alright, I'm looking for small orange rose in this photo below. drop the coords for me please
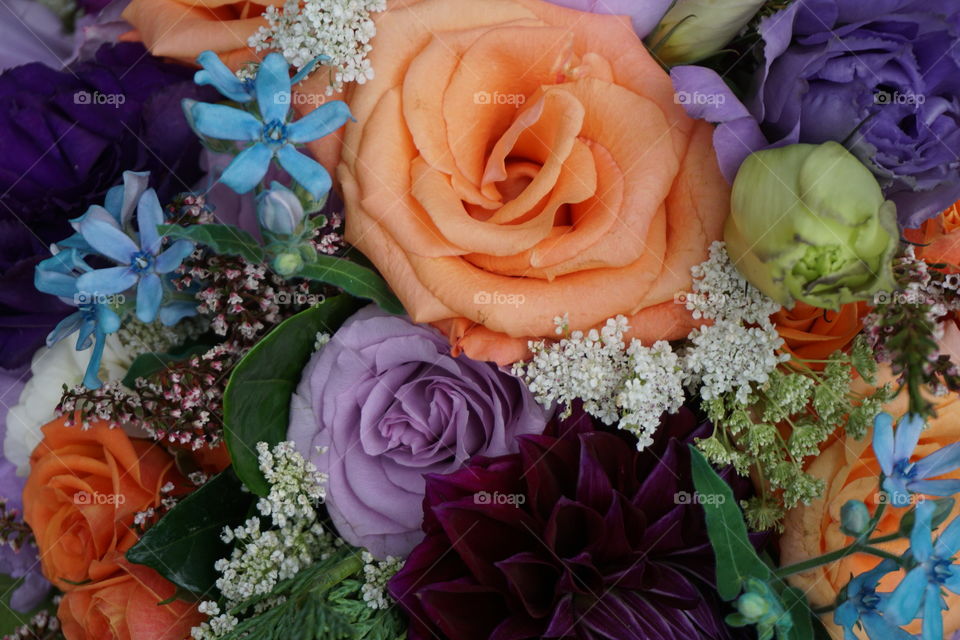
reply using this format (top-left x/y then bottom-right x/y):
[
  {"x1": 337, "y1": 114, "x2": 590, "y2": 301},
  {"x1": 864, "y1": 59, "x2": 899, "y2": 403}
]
[
  {"x1": 773, "y1": 302, "x2": 868, "y2": 369},
  {"x1": 23, "y1": 418, "x2": 186, "y2": 591},
  {"x1": 330, "y1": 0, "x2": 729, "y2": 364},
  {"x1": 58, "y1": 555, "x2": 202, "y2": 640}
]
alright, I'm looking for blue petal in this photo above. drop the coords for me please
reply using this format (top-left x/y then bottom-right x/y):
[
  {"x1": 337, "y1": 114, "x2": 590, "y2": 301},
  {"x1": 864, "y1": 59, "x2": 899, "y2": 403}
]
[
  {"x1": 155, "y1": 240, "x2": 195, "y2": 274},
  {"x1": 276, "y1": 144, "x2": 331, "y2": 199},
  {"x1": 881, "y1": 477, "x2": 913, "y2": 508},
  {"x1": 191, "y1": 103, "x2": 262, "y2": 141},
  {"x1": 117, "y1": 171, "x2": 151, "y2": 228},
  {"x1": 71, "y1": 203, "x2": 119, "y2": 233},
  {"x1": 915, "y1": 443, "x2": 960, "y2": 480},
  {"x1": 884, "y1": 566, "x2": 928, "y2": 624},
  {"x1": 56, "y1": 233, "x2": 95, "y2": 253},
  {"x1": 861, "y1": 613, "x2": 915, "y2": 640},
  {"x1": 45, "y1": 312, "x2": 83, "y2": 346},
  {"x1": 873, "y1": 412, "x2": 896, "y2": 475},
  {"x1": 103, "y1": 184, "x2": 124, "y2": 222},
  {"x1": 834, "y1": 601, "x2": 858, "y2": 628},
  {"x1": 95, "y1": 305, "x2": 121, "y2": 334},
  {"x1": 195, "y1": 50, "x2": 254, "y2": 102},
  {"x1": 219, "y1": 143, "x2": 273, "y2": 194},
  {"x1": 81, "y1": 335, "x2": 106, "y2": 389},
  {"x1": 286, "y1": 100, "x2": 352, "y2": 143},
  {"x1": 74, "y1": 216, "x2": 139, "y2": 265},
  {"x1": 76, "y1": 267, "x2": 139, "y2": 296},
  {"x1": 75, "y1": 317, "x2": 94, "y2": 350},
  {"x1": 256, "y1": 52, "x2": 291, "y2": 124},
  {"x1": 921, "y1": 585, "x2": 944, "y2": 640},
  {"x1": 943, "y1": 565, "x2": 960, "y2": 594},
  {"x1": 159, "y1": 301, "x2": 198, "y2": 326},
  {"x1": 910, "y1": 478, "x2": 960, "y2": 497},
  {"x1": 136, "y1": 273, "x2": 163, "y2": 323},
  {"x1": 894, "y1": 413, "x2": 925, "y2": 463},
  {"x1": 136, "y1": 188, "x2": 165, "y2": 255},
  {"x1": 911, "y1": 500, "x2": 935, "y2": 562},
  {"x1": 290, "y1": 55, "x2": 328, "y2": 85},
  {"x1": 35, "y1": 263, "x2": 79, "y2": 298},
  {"x1": 934, "y1": 514, "x2": 960, "y2": 559}
]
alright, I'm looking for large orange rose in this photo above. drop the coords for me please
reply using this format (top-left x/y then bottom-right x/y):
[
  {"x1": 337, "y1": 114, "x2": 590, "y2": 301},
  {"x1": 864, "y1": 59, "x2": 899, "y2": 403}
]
[
  {"x1": 779, "y1": 382, "x2": 960, "y2": 638},
  {"x1": 23, "y1": 418, "x2": 186, "y2": 591},
  {"x1": 774, "y1": 302, "x2": 868, "y2": 369},
  {"x1": 330, "y1": 0, "x2": 729, "y2": 364},
  {"x1": 58, "y1": 555, "x2": 202, "y2": 640},
  {"x1": 121, "y1": 0, "x2": 280, "y2": 68}
]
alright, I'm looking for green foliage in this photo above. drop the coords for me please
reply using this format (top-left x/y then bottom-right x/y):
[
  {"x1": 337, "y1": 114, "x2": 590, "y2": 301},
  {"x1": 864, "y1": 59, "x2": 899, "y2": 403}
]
[
  {"x1": 158, "y1": 223, "x2": 265, "y2": 263},
  {"x1": 127, "y1": 469, "x2": 254, "y2": 597},
  {"x1": 223, "y1": 296, "x2": 362, "y2": 495},
  {"x1": 299, "y1": 258, "x2": 403, "y2": 315}
]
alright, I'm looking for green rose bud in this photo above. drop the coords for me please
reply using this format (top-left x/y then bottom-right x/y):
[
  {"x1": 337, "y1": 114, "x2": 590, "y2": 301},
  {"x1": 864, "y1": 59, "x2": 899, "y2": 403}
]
[
  {"x1": 647, "y1": 0, "x2": 765, "y2": 65},
  {"x1": 725, "y1": 142, "x2": 898, "y2": 310},
  {"x1": 840, "y1": 499, "x2": 871, "y2": 536},
  {"x1": 272, "y1": 251, "x2": 304, "y2": 276}
]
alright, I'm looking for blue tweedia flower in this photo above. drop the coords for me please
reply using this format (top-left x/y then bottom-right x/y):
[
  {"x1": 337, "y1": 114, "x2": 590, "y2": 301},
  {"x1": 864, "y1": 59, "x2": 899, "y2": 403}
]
[
  {"x1": 835, "y1": 561, "x2": 912, "y2": 640},
  {"x1": 34, "y1": 249, "x2": 121, "y2": 389},
  {"x1": 873, "y1": 412, "x2": 960, "y2": 507},
  {"x1": 186, "y1": 51, "x2": 352, "y2": 199},
  {"x1": 884, "y1": 501, "x2": 960, "y2": 640},
  {"x1": 194, "y1": 51, "x2": 322, "y2": 103},
  {"x1": 70, "y1": 174, "x2": 195, "y2": 324}
]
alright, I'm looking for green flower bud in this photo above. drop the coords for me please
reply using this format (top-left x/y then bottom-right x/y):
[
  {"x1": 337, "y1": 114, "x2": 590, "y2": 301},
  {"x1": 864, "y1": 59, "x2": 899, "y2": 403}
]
[
  {"x1": 272, "y1": 251, "x2": 304, "y2": 276},
  {"x1": 840, "y1": 499, "x2": 871, "y2": 536},
  {"x1": 736, "y1": 591, "x2": 770, "y2": 621},
  {"x1": 725, "y1": 142, "x2": 898, "y2": 310},
  {"x1": 647, "y1": 0, "x2": 765, "y2": 65}
]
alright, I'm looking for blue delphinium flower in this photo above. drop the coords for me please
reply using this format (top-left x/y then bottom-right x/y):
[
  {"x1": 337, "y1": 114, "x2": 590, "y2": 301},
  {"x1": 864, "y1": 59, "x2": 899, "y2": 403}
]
[
  {"x1": 34, "y1": 249, "x2": 121, "y2": 389},
  {"x1": 873, "y1": 413, "x2": 960, "y2": 506},
  {"x1": 186, "y1": 52, "x2": 352, "y2": 199},
  {"x1": 884, "y1": 501, "x2": 960, "y2": 640},
  {"x1": 835, "y1": 561, "x2": 912, "y2": 640},
  {"x1": 71, "y1": 181, "x2": 194, "y2": 324}
]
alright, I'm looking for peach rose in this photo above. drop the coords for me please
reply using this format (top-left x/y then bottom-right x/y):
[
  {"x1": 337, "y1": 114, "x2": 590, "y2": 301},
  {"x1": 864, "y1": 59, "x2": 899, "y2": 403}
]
[
  {"x1": 58, "y1": 555, "x2": 202, "y2": 640},
  {"x1": 23, "y1": 418, "x2": 186, "y2": 591},
  {"x1": 330, "y1": 0, "x2": 729, "y2": 364},
  {"x1": 774, "y1": 302, "x2": 868, "y2": 369},
  {"x1": 121, "y1": 0, "x2": 280, "y2": 68},
  {"x1": 779, "y1": 382, "x2": 960, "y2": 638}
]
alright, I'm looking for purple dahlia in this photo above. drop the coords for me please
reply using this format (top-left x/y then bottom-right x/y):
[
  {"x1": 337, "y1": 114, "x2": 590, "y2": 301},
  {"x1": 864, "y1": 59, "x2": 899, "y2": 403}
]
[
  {"x1": 388, "y1": 408, "x2": 753, "y2": 640},
  {"x1": 0, "y1": 42, "x2": 212, "y2": 368}
]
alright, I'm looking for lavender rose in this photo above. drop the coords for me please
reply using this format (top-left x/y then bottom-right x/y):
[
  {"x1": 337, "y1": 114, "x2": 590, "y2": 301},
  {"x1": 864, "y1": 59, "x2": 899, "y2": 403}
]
[{"x1": 288, "y1": 306, "x2": 549, "y2": 558}]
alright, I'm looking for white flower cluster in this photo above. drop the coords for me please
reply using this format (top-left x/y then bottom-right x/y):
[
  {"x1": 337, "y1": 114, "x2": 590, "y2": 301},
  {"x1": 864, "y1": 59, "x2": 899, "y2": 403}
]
[
  {"x1": 514, "y1": 316, "x2": 685, "y2": 449},
  {"x1": 249, "y1": 0, "x2": 386, "y2": 94},
  {"x1": 681, "y1": 242, "x2": 788, "y2": 404},
  {"x1": 359, "y1": 551, "x2": 402, "y2": 610},
  {"x1": 191, "y1": 442, "x2": 333, "y2": 640}
]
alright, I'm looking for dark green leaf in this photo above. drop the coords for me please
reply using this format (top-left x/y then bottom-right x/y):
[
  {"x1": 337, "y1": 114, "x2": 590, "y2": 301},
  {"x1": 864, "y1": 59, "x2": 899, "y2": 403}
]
[
  {"x1": 898, "y1": 497, "x2": 955, "y2": 536},
  {"x1": 158, "y1": 223, "x2": 264, "y2": 263},
  {"x1": 223, "y1": 296, "x2": 362, "y2": 495},
  {"x1": 122, "y1": 343, "x2": 214, "y2": 388},
  {"x1": 689, "y1": 445, "x2": 771, "y2": 600},
  {"x1": 126, "y1": 469, "x2": 253, "y2": 596},
  {"x1": 782, "y1": 586, "x2": 814, "y2": 640},
  {"x1": 300, "y1": 257, "x2": 403, "y2": 314}
]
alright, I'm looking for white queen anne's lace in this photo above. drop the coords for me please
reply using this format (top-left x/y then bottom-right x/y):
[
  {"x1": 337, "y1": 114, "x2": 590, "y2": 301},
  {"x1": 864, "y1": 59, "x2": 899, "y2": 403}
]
[{"x1": 249, "y1": 0, "x2": 387, "y2": 94}]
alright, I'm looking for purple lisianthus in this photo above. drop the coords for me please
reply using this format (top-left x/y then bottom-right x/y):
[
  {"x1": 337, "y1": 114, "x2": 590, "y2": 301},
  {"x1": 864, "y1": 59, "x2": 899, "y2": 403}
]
[
  {"x1": 543, "y1": 0, "x2": 672, "y2": 38},
  {"x1": 673, "y1": 0, "x2": 960, "y2": 226},
  {"x1": 0, "y1": 42, "x2": 213, "y2": 369},
  {"x1": 288, "y1": 306, "x2": 549, "y2": 559},
  {"x1": 389, "y1": 407, "x2": 754, "y2": 640}
]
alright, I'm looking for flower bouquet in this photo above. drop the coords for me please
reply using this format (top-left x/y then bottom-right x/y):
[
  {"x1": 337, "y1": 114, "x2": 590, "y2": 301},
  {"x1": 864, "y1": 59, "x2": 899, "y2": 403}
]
[{"x1": 1, "y1": 1, "x2": 959, "y2": 639}]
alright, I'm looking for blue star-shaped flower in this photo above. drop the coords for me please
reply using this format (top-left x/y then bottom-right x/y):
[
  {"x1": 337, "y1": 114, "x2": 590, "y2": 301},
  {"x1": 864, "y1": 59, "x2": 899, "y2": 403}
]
[
  {"x1": 873, "y1": 412, "x2": 960, "y2": 506},
  {"x1": 835, "y1": 560, "x2": 912, "y2": 640}
]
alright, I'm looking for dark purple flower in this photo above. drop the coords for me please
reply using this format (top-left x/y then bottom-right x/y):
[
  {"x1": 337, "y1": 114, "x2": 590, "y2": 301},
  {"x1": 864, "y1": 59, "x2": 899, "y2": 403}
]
[
  {"x1": 389, "y1": 408, "x2": 754, "y2": 640},
  {"x1": 288, "y1": 306, "x2": 549, "y2": 559},
  {"x1": 0, "y1": 42, "x2": 213, "y2": 369},
  {"x1": 673, "y1": 0, "x2": 960, "y2": 227}
]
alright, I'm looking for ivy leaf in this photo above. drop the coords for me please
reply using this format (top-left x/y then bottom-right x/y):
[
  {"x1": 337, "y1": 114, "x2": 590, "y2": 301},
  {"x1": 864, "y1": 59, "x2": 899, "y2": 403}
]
[
  {"x1": 223, "y1": 296, "x2": 362, "y2": 495},
  {"x1": 689, "y1": 445, "x2": 771, "y2": 600},
  {"x1": 158, "y1": 223, "x2": 264, "y2": 263},
  {"x1": 126, "y1": 469, "x2": 253, "y2": 596},
  {"x1": 300, "y1": 257, "x2": 403, "y2": 315}
]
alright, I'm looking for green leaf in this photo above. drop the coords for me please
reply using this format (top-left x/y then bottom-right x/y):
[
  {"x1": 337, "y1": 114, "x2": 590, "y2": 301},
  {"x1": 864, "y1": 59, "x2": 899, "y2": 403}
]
[
  {"x1": 223, "y1": 296, "x2": 362, "y2": 495},
  {"x1": 782, "y1": 586, "x2": 814, "y2": 640},
  {"x1": 689, "y1": 445, "x2": 771, "y2": 600},
  {"x1": 122, "y1": 342, "x2": 214, "y2": 388},
  {"x1": 898, "y1": 497, "x2": 955, "y2": 536},
  {"x1": 158, "y1": 223, "x2": 265, "y2": 263},
  {"x1": 300, "y1": 257, "x2": 403, "y2": 315},
  {"x1": 126, "y1": 469, "x2": 253, "y2": 596}
]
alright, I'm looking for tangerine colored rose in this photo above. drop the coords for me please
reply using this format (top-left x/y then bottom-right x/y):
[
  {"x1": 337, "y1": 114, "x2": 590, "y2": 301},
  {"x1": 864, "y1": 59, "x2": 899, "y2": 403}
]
[
  {"x1": 121, "y1": 0, "x2": 280, "y2": 68},
  {"x1": 773, "y1": 302, "x2": 867, "y2": 369},
  {"x1": 58, "y1": 555, "x2": 202, "y2": 640},
  {"x1": 779, "y1": 380, "x2": 960, "y2": 638},
  {"x1": 23, "y1": 418, "x2": 187, "y2": 591},
  {"x1": 330, "y1": 0, "x2": 729, "y2": 364}
]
